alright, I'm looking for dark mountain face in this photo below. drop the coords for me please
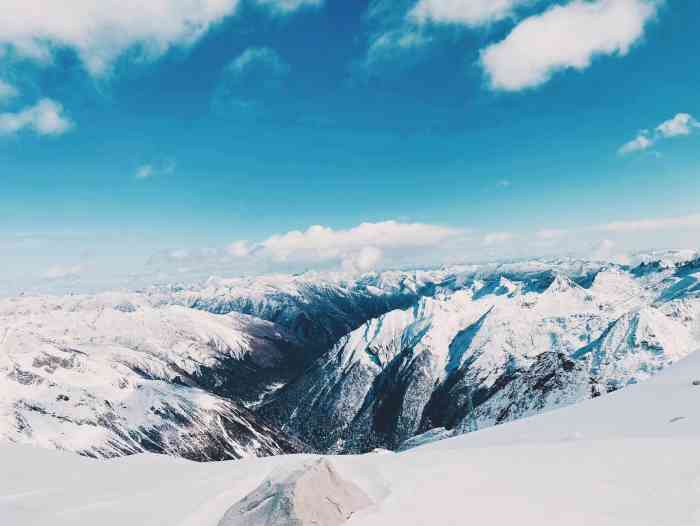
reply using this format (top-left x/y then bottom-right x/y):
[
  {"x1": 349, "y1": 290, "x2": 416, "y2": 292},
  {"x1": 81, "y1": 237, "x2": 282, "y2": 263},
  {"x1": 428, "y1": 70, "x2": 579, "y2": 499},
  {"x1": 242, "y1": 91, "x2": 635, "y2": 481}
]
[{"x1": 254, "y1": 260, "x2": 698, "y2": 454}]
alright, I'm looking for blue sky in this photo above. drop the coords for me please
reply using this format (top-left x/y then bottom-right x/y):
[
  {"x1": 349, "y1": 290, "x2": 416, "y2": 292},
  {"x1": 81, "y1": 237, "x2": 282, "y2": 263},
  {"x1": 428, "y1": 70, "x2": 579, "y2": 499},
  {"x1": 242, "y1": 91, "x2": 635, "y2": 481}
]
[{"x1": 0, "y1": 0, "x2": 699, "y2": 292}]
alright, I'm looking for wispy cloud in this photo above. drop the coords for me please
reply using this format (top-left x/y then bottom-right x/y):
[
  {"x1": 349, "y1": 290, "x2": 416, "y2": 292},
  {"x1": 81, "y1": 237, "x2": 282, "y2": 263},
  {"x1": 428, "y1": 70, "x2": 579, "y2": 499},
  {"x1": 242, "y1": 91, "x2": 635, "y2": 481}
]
[
  {"x1": 135, "y1": 159, "x2": 176, "y2": 179},
  {"x1": 483, "y1": 231, "x2": 514, "y2": 246},
  {"x1": 226, "y1": 47, "x2": 290, "y2": 79},
  {"x1": 410, "y1": 0, "x2": 531, "y2": 26},
  {"x1": 618, "y1": 131, "x2": 655, "y2": 155},
  {"x1": 0, "y1": 80, "x2": 18, "y2": 102},
  {"x1": 481, "y1": 0, "x2": 659, "y2": 91},
  {"x1": 42, "y1": 264, "x2": 84, "y2": 280},
  {"x1": 619, "y1": 113, "x2": 700, "y2": 155},
  {"x1": 255, "y1": 0, "x2": 323, "y2": 14},
  {"x1": 597, "y1": 213, "x2": 700, "y2": 233},
  {"x1": 0, "y1": 98, "x2": 72, "y2": 136},
  {"x1": 214, "y1": 46, "x2": 290, "y2": 112},
  {"x1": 536, "y1": 228, "x2": 567, "y2": 240}
]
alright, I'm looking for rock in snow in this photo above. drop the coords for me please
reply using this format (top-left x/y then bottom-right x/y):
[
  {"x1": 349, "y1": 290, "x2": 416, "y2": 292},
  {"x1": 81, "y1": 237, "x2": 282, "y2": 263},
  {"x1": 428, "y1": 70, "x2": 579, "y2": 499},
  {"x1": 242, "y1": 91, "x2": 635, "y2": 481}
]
[{"x1": 218, "y1": 458, "x2": 373, "y2": 526}]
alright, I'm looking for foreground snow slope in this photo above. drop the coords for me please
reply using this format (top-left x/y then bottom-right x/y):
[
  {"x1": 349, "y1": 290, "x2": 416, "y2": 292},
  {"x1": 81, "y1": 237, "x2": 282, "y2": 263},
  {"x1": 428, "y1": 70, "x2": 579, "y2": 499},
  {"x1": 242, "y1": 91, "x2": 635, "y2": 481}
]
[{"x1": 2, "y1": 349, "x2": 700, "y2": 526}]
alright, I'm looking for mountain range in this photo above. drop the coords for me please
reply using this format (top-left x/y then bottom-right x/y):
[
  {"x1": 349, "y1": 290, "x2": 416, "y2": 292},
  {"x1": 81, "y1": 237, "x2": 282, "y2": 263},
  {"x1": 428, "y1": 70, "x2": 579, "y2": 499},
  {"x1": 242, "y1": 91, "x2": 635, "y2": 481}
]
[{"x1": 1, "y1": 249, "x2": 698, "y2": 459}]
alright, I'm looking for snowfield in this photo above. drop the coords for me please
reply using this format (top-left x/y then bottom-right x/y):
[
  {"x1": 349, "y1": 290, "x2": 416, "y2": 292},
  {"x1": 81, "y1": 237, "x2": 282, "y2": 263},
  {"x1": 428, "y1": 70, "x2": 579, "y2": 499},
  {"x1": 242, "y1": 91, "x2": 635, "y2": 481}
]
[{"x1": 2, "y1": 348, "x2": 700, "y2": 525}]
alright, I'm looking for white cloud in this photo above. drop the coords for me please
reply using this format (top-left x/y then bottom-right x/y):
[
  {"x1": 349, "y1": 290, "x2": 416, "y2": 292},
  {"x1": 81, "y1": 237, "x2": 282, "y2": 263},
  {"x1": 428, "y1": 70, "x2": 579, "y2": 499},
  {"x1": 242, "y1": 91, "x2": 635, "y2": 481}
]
[
  {"x1": 483, "y1": 231, "x2": 514, "y2": 246},
  {"x1": 597, "y1": 213, "x2": 700, "y2": 233},
  {"x1": 149, "y1": 220, "x2": 465, "y2": 276},
  {"x1": 589, "y1": 239, "x2": 630, "y2": 264},
  {"x1": 364, "y1": 28, "x2": 431, "y2": 67},
  {"x1": 0, "y1": 0, "x2": 317, "y2": 76},
  {"x1": 0, "y1": 98, "x2": 72, "y2": 136},
  {"x1": 135, "y1": 159, "x2": 176, "y2": 179},
  {"x1": 0, "y1": 80, "x2": 18, "y2": 102},
  {"x1": 656, "y1": 113, "x2": 700, "y2": 138},
  {"x1": 256, "y1": 0, "x2": 322, "y2": 13},
  {"x1": 410, "y1": 0, "x2": 531, "y2": 26},
  {"x1": 226, "y1": 47, "x2": 290, "y2": 78},
  {"x1": 226, "y1": 240, "x2": 252, "y2": 258},
  {"x1": 619, "y1": 113, "x2": 699, "y2": 155},
  {"x1": 618, "y1": 131, "x2": 654, "y2": 155},
  {"x1": 256, "y1": 221, "x2": 461, "y2": 265},
  {"x1": 481, "y1": 0, "x2": 659, "y2": 91},
  {"x1": 342, "y1": 246, "x2": 383, "y2": 273}
]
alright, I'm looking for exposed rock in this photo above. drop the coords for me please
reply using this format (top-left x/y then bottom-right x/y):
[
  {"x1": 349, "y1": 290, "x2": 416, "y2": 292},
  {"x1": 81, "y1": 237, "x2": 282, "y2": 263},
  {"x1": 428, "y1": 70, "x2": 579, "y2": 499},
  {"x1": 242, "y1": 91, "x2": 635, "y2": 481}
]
[{"x1": 218, "y1": 458, "x2": 372, "y2": 526}]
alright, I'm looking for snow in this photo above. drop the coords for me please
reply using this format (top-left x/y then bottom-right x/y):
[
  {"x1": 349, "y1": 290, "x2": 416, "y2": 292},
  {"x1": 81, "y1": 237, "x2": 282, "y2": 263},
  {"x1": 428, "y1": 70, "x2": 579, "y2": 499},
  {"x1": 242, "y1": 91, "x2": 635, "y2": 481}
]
[
  {"x1": 0, "y1": 293, "x2": 300, "y2": 458},
  {"x1": 2, "y1": 349, "x2": 700, "y2": 525}
]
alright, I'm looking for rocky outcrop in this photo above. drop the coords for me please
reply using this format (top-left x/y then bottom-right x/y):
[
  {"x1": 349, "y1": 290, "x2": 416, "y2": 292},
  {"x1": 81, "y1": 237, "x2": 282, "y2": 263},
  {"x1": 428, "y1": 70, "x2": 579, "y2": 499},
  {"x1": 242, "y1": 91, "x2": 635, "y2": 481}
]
[{"x1": 218, "y1": 458, "x2": 373, "y2": 526}]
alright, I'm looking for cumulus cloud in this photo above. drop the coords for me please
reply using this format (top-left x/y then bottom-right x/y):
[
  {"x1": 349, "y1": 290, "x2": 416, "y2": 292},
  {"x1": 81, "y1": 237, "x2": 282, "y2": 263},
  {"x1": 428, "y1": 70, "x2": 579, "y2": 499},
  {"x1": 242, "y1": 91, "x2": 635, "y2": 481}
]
[
  {"x1": 619, "y1": 113, "x2": 699, "y2": 155},
  {"x1": 226, "y1": 240, "x2": 252, "y2": 258},
  {"x1": 152, "y1": 220, "x2": 464, "y2": 275},
  {"x1": 255, "y1": 221, "x2": 461, "y2": 265},
  {"x1": 410, "y1": 0, "x2": 531, "y2": 26},
  {"x1": 656, "y1": 113, "x2": 700, "y2": 138},
  {"x1": 341, "y1": 246, "x2": 383, "y2": 273},
  {"x1": 0, "y1": 0, "x2": 317, "y2": 75},
  {"x1": 0, "y1": 98, "x2": 72, "y2": 136},
  {"x1": 481, "y1": 0, "x2": 659, "y2": 91}
]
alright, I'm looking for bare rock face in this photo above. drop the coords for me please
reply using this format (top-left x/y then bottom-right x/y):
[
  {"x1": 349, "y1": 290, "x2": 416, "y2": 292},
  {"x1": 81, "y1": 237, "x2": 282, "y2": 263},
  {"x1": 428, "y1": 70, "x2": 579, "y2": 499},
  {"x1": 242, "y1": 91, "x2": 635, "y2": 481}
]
[{"x1": 218, "y1": 458, "x2": 373, "y2": 526}]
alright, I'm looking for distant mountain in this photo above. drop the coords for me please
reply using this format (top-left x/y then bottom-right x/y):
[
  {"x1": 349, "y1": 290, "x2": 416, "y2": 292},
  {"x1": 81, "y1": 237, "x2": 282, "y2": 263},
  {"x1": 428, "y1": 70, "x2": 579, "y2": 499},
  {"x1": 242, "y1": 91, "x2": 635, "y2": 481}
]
[
  {"x1": 1, "y1": 250, "x2": 698, "y2": 459},
  {"x1": 258, "y1": 256, "x2": 699, "y2": 452},
  {"x1": 0, "y1": 293, "x2": 306, "y2": 460},
  {"x1": 167, "y1": 270, "x2": 455, "y2": 359}
]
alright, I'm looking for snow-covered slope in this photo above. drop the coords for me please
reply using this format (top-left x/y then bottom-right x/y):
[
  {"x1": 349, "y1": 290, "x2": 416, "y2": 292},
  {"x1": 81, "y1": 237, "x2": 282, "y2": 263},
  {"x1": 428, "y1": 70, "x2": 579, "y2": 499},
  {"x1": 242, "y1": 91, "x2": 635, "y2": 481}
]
[
  {"x1": 0, "y1": 293, "x2": 305, "y2": 459},
  {"x1": 261, "y1": 261, "x2": 698, "y2": 452},
  {"x1": 1, "y1": 252, "x2": 698, "y2": 460},
  {"x1": 2, "y1": 348, "x2": 700, "y2": 526}
]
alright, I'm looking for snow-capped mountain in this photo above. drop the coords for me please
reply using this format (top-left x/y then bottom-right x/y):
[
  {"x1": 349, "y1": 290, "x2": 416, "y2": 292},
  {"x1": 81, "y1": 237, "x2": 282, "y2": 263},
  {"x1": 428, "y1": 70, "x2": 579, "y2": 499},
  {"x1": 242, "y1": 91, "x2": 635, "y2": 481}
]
[
  {"x1": 260, "y1": 255, "x2": 700, "y2": 452},
  {"x1": 0, "y1": 293, "x2": 306, "y2": 459},
  {"x1": 1, "y1": 251, "x2": 698, "y2": 460},
  {"x1": 167, "y1": 270, "x2": 455, "y2": 358}
]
